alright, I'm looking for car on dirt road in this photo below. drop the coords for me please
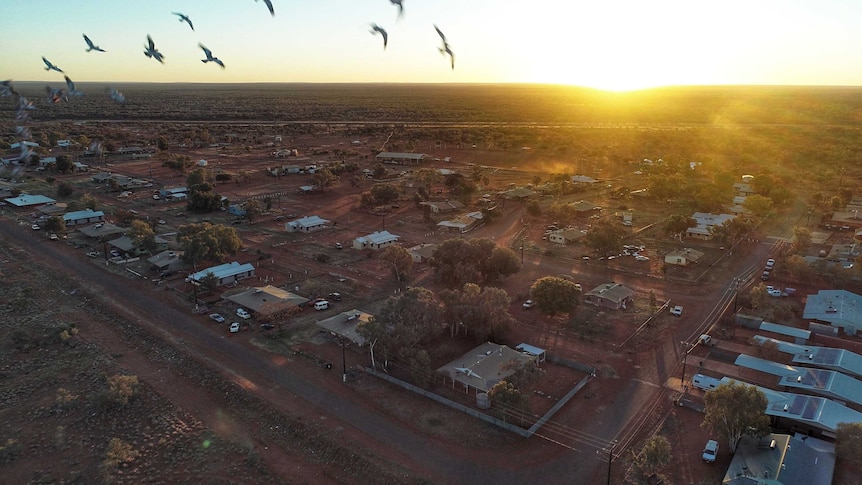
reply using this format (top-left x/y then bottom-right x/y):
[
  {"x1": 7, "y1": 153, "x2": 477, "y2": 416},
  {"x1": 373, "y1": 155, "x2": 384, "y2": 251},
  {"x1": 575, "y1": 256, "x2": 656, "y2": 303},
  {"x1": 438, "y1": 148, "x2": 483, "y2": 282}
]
[
  {"x1": 328, "y1": 292, "x2": 342, "y2": 301},
  {"x1": 702, "y1": 439, "x2": 719, "y2": 463},
  {"x1": 522, "y1": 299, "x2": 535, "y2": 309},
  {"x1": 229, "y1": 322, "x2": 241, "y2": 333},
  {"x1": 209, "y1": 313, "x2": 226, "y2": 323},
  {"x1": 236, "y1": 308, "x2": 251, "y2": 319},
  {"x1": 31, "y1": 223, "x2": 40, "y2": 230},
  {"x1": 670, "y1": 306, "x2": 683, "y2": 317}
]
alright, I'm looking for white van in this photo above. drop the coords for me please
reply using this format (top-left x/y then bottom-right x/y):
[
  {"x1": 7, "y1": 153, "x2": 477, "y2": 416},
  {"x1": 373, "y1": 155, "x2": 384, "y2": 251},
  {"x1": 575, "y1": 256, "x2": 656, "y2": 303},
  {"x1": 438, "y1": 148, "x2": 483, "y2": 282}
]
[
  {"x1": 692, "y1": 373, "x2": 721, "y2": 392},
  {"x1": 313, "y1": 300, "x2": 330, "y2": 311}
]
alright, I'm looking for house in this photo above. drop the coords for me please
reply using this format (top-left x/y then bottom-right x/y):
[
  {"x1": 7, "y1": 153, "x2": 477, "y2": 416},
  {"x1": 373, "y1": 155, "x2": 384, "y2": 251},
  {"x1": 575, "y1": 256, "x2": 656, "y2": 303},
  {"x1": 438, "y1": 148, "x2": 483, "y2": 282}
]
[
  {"x1": 422, "y1": 200, "x2": 465, "y2": 214},
  {"x1": 408, "y1": 243, "x2": 437, "y2": 263},
  {"x1": 63, "y1": 209, "x2": 105, "y2": 226},
  {"x1": 549, "y1": 228, "x2": 587, "y2": 245},
  {"x1": 224, "y1": 285, "x2": 308, "y2": 316},
  {"x1": 722, "y1": 433, "x2": 835, "y2": 485},
  {"x1": 159, "y1": 187, "x2": 189, "y2": 200},
  {"x1": 570, "y1": 200, "x2": 602, "y2": 214},
  {"x1": 375, "y1": 152, "x2": 427, "y2": 165},
  {"x1": 686, "y1": 212, "x2": 735, "y2": 240},
  {"x1": 437, "y1": 342, "x2": 537, "y2": 394},
  {"x1": 825, "y1": 243, "x2": 860, "y2": 264},
  {"x1": 4, "y1": 194, "x2": 56, "y2": 207},
  {"x1": 228, "y1": 205, "x2": 246, "y2": 217},
  {"x1": 78, "y1": 223, "x2": 125, "y2": 239},
  {"x1": 584, "y1": 283, "x2": 635, "y2": 310},
  {"x1": 571, "y1": 175, "x2": 598, "y2": 184},
  {"x1": 436, "y1": 211, "x2": 484, "y2": 233},
  {"x1": 108, "y1": 235, "x2": 168, "y2": 257},
  {"x1": 316, "y1": 309, "x2": 375, "y2": 346},
  {"x1": 147, "y1": 250, "x2": 185, "y2": 272},
  {"x1": 353, "y1": 231, "x2": 400, "y2": 250},
  {"x1": 732, "y1": 182, "x2": 756, "y2": 196},
  {"x1": 500, "y1": 187, "x2": 536, "y2": 200},
  {"x1": 285, "y1": 215, "x2": 330, "y2": 233},
  {"x1": 664, "y1": 248, "x2": 704, "y2": 266},
  {"x1": 803, "y1": 290, "x2": 862, "y2": 336},
  {"x1": 72, "y1": 161, "x2": 89, "y2": 172},
  {"x1": 829, "y1": 210, "x2": 862, "y2": 230},
  {"x1": 187, "y1": 262, "x2": 255, "y2": 286},
  {"x1": 36, "y1": 202, "x2": 66, "y2": 217}
]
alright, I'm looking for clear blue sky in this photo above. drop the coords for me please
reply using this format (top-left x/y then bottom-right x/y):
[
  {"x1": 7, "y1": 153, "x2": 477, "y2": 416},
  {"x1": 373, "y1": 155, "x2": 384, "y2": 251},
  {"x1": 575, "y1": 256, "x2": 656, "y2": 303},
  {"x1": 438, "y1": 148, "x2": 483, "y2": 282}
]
[{"x1": 3, "y1": 0, "x2": 862, "y2": 90}]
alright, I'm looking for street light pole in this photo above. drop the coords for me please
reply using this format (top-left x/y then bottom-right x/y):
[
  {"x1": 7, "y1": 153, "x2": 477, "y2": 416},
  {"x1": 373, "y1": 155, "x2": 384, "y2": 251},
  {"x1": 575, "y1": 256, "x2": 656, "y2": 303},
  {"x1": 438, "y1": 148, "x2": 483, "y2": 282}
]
[
  {"x1": 341, "y1": 339, "x2": 347, "y2": 383},
  {"x1": 520, "y1": 245, "x2": 524, "y2": 264}
]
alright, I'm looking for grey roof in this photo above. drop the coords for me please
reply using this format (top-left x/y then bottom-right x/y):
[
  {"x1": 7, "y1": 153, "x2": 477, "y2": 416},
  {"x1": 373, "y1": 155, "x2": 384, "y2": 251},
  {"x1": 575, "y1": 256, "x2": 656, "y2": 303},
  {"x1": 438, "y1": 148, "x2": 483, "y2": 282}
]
[
  {"x1": 63, "y1": 209, "x2": 105, "y2": 222},
  {"x1": 571, "y1": 175, "x2": 597, "y2": 183},
  {"x1": 584, "y1": 283, "x2": 635, "y2": 304},
  {"x1": 147, "y1": 250, "x2": 184, "y2": 268},
  {"x1": 734, "y1": 354, "x2": 800, "y2": 377},
  {"x1": 287, "y1": 215, "x2": 329, "y2": 228},
  {"x1": 803, "y1": 290, "x2": 862, "y2": 331},
  {"x1": 408, "y1": 243, "x2": 437, "y2": 260},
  {"x1": 77, "y1": 223, "x2": 126, "y2": 238},
  {"x1": 188, "y1": 261, "x2": 255, "y2": 283},
  {"x1": 752, "y1": 336, "x2": 815, "y2": 355},
  {"x1": 375, "y1": 152, "x2": 426, "y2": 161},
  {"x1": 792, "y1": 347, "x2": 862, "y2": 380},
  {"x1": 721, "y1": 377, "x2": 862, "y2": 433},
  {"x1": 759, "y1": 322, "x2": 811, "y2": 340},
  {"x1": 779, "y1": 367, "x2": 862, "y2": 408},
  {"x1": 722, "y1": 434, "x2": 835, "y2": 485},
  {"x1": 437, "y1": 342, "x2": 536, "y2": 392},
  {"x1": 224, "y1": 285, "x2": 308, "y2": 315},
  {"x1": 316, "y1": 309, "x2": 374, "y2": 346},
  {"x1": 357, "y1": 230, "x2": 399, "y2": 245}
]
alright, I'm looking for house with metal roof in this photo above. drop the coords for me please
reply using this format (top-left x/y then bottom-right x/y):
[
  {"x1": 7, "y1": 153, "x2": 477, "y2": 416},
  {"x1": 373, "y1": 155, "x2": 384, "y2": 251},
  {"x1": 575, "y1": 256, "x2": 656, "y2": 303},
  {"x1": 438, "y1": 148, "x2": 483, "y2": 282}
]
[
  {"x1": 224, "y1": 285, "x2": 308, "y2": 316},
  {"x1": 422, "y1": 200, "x2": 464, "y2": 214},
  {"x1": 375, "y1": 152, "x2": 427, "y2": 165},
  {"x1": 437, "y1": 211, "x2": 483, "y2": 233},
  {"x1": 316, "y1": 309, "x2": 374, "y2": 346},
  {"x1": 147, "y1": 250, "x2": 185, "y2": 272},
  {"x1": 803, "y1": 289, "x2": 862, "y2": 336},
  {"x1": 734, "y1": 354, "x2": 800, "y2": 378},
  {"x1": 78, "y1": 222, "x2": 126, "y2": 239},
  {"x1": 108, "y1": 235, "x2": 168, "y2": 257},
  {"x1": 353, "y1": 230, "x2": 400, "y2": 250},
  {"x1": 722, "y1": 433, "x2": 835, "y2": 485},
  {"x1": 408, "y1": 243, "x2": 437, "y2": 263},
  {"x1": 664, "y1": 247, "x2": 704, "y2": 266},
  {"x1": 63, "y1": 209, "x2": 105, "y2": 226},
  {"x1": 4, "y1": 194, "x2": 56, "y2": 207},
  {"x1": 758, "y1": 322, "x2": 811, "y2": 344},
  {"x1": 285, "y1": 215, "x2": 330, "y2": 233},
  {"x1": 792, "y1": 347, "x2": 862, "y2": 380},
  {"x1": 584, "y1": 283, "x2": 635, "y2": 310},
  {"x1": 752, "y1": 336, "x2": 813, "y2": 356},
  {"x1": 778, "y1": 367, "x2": 862, "y2": 409},
  {"x1": 549, "y1": 228, "x2": 587, "y2": 245},
  {"x1": 686, "y1": 212, "x2": 735, "y2": 240},
  {"x1": 500, "y1": 187, "x2": 536, "y2": 200},
  {"x1": 571, "y1": 175, "x2": 598, "y2": 184},
  {"x1": 720, "y1": 377, "x2": 862, "y2": 437},
  {"x1": 187, "y1": 261, "x2": 255, "y2": 286},
  {"x1": 437, "y1": 342, "x2": 537, "y2": 394}
]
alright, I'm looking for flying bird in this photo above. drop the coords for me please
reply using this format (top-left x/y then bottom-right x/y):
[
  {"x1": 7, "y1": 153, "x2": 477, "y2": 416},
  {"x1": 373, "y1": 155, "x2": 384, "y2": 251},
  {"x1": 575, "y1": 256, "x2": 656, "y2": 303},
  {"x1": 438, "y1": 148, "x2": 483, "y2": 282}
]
[
  {"x1": 16, "y1": 126, "x2": 32, "y2": 140},
  {"x1": 15, "y1": 96, "x2": 36, "y2": 120},
  {"x1": 199, "y1": 44, "x2": 225, "y2": 68},
  {"x1": 256, "y1": 0, "x2": 275, "y2": 16},
  {"x1": 42, "y1": 56, "x2": 64, "y2": 73},
  {"x1": 434, "y1": 24, "x2": 454, "y2": 70},
  {"x1": 172, "y1": 12, "x2": 194, "y2": 31},
  {"x1": 370, "y1": 24, "x2": 388, "y2": 50},
  {"x1": 143, "y1": 35, "x2": 165, "y2": 63},
  {"x1": 64, "y1": 75, "x2": 84, "y2": 97},
  {"x1": 46, "y1": 84, "x2": 67, "y2": 104},
  {"x1": 0, "y1": 80, "x2": 17, "y2": 97},
  {"x1": 389, "y1": 0, "x2": 404, "y2": 19},
  {"x1": 109, "y1": 87, "x2": 125, "y2": 104},
  {"x1": 82, "y1": 34, "x2": 106, "y2": 52}
]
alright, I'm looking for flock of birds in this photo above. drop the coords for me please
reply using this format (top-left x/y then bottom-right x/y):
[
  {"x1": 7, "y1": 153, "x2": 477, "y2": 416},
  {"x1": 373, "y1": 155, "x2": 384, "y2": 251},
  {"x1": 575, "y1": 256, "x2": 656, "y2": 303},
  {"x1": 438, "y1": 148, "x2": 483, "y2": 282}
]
[{"x1": 1, "y1": 0, "x2": 455, "y2": 174}]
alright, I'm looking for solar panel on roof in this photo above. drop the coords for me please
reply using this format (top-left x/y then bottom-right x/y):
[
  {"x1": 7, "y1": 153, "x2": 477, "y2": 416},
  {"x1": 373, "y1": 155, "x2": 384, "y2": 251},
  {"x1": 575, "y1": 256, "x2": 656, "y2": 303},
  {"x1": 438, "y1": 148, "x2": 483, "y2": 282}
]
[
  {"x1": 788, "y1": 395, "x2": 807, "y2": 414},
  {"x1": 802, "y1": 397, "x2": 823, "y2": 420},
  {"x1": 819, "y1": 348, "x2": 841, "y2": 365}
]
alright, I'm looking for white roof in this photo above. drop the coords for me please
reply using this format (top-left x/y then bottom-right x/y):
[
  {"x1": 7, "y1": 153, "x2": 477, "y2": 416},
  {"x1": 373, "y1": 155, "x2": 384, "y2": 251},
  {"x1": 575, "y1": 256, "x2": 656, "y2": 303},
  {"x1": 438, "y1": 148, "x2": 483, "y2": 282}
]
[
  {"x1": 288, "y1": 215, "x2": 329, "y2": 228},
  {"x1": 188, "y1": 261, "x2": 255, "y2": 282},
  {"x1": 358, "y1": 230, "x2": 400, "y2": 245}
]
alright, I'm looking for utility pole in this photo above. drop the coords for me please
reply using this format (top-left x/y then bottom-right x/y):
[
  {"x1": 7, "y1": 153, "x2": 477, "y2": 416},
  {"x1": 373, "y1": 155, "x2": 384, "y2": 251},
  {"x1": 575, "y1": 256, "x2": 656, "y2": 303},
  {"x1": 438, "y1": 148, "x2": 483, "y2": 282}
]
[
  {"x1": 341, "y1": 338, "x2": 348, "y2": 383},
  {"x1": 606, "y1": 441, "x2": 617, "y2": 485},
  {"x1": 680, "y1": 341, "x2": 694, "y2": 393}
]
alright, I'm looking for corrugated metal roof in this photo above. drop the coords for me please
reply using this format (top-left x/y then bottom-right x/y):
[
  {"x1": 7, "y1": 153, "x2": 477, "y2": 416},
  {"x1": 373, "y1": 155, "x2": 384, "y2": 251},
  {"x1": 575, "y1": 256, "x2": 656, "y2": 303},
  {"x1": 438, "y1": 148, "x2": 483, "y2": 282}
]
[
  {"x1": 735, "y1": 354, "x2": 800, "y2": 377},
  {"x1": 188, "y1": 261, "x2": 255, "y2": 282},
  {"x1": 792, "y1": 347, "x2": 862, "y2": 380}
]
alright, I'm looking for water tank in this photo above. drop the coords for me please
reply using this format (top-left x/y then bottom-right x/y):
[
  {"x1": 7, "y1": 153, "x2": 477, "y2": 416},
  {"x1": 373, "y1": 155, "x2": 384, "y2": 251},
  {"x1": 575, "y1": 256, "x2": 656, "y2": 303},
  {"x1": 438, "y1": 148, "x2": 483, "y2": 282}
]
[{"x1": 476, "y1": 393, "x2": 490, "y2": 410}]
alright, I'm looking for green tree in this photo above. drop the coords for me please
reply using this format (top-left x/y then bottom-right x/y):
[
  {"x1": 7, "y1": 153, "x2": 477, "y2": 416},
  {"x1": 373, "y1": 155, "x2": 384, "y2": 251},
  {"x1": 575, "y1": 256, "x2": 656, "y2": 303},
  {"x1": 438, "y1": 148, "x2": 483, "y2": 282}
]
[
  {"x1": 243, "y1": 199, "x2": 263, "y2": 223},
  {"x1": 128, "y1": 219, "x2": 156, "y2": 253},
  {"x1": 198, "y1": 272, "x2": 219, "y2": 293},
  {"x1": 80, "y1": 192, "x2": 97, "y2": 210},
  {"x1": 104, "y1": 375, "x2": 138, "y2": 406},
  {"x1": 430, "y1": 238, "x2": 520, "y2": 288},
  {"x1": 187, "y1": 183, "x2": 222, "y2": 213},
  {"x1": 584, "y1": 220, "x2": 627, "y2": 256},
  {"x1": 743, "y1": 194, "x2": 775, "y2": 219},
  {"x1": 664, "y1": 214, "x2": 696, "y2": 241},
  {"x1": 178, "y1": 223, "x2": 242, "y2": 266},
  {"x1": 56, "y1": 182, "x2": 74, "y2": 198},
  {"x1": 186, "y1": 168, "x2": 207, "y2": 189},
  {"x1": 836, "y1": 422, "x2": 862, "y2": 469},
  {"x1": 792, "y1": 226, "x2": 812, "y2": 254},
  {"x1": 312, "y1": 167, "x2": 339, "y2": 191},
  {"x1": 102, "y1": 437, "x2": 139, "y2": 478},
  {"x1": 379, "y1": 245, "x2": 414, "y2": 283},
  {"x1": 529, "y1": 276, "x2": 581, "y2": 316},
  {"x1": 407, "y1": 349, "x2": 434, "y2": 389},
  {"x1": 702, "y1": 381, "x2": 770, "y2": 454},
  {"x1": 526, "y1": 199, "x2": 542, "y2": 217},
  {"x1": 488, "y1": 380, "x2": 530, "y2": 421},
  {"x1": 369, "y1": 183, "x2": 399, "y2": 205},
  {"x1": 439, "y1": 283, "x2": 514, "y2": 342},
  {"x1": 635, "y1": 435, "x2": 672, "y2": 478},
  {"x1": 784, "y1": 254, "x2": 814, "y2": 281},
  {"x1": 44, "y1": 216, "x2": 66, "y2": 235},
  {"x1": 215, "y1": 172, "x2": 232, "y2": 183},
  {"x1": 55, "y1": 155, "x2": 72, "y2": 174}
]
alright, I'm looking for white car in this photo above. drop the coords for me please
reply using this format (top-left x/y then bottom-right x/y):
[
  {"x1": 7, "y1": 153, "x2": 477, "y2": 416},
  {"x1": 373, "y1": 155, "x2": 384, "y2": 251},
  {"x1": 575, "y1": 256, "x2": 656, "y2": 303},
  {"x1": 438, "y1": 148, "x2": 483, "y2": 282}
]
[
  {"x1": 229, "y1": 322, "x2": 241, "y2": 333},
  {"x1": 670, "y1": 306, "x2": 683, "y2": 317},
  {"x1": 634, "y1": 255, "x2": 650, "y2": 262},
  {"x1": 209, "y1": 313, "x2": 225, "y2": 323},
  {"x1": 236, "y1": 308, "x2": 251, "y2": 319},
  {"x1": 522, "y1": 300, "x2": 536, "y2": 309},
  {"x1": 31, "y1": 223, "x2": 40, "y2": 230},
  {"x1": 767, "y1": 288, "x2": 785, "y2": 297},
  {"x1": 702, "y1": 439, "x2": 719, "y2": 463}
]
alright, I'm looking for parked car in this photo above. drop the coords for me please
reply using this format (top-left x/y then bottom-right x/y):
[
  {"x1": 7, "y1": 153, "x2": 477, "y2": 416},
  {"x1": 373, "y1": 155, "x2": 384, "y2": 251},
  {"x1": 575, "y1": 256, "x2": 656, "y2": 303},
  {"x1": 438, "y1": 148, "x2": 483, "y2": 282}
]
[
  {"x1": 229, "y1": 322, "x2": 241, "y2": 333},
  {"x1": 236, "y1": 308, "x2": 251, "y2": 319},
  {"x1": 260, "y1": 323, "x2": 275, "y2": 331},
  {"x1": 49, "y1": 233, "x2": 59, "y2": 240},
  {"x1": 328, "y1": 292, "x2": 342, "y2": 302},
  {"x1": 765, "y1": 258, "x2": 775, "y2": 270},
  {"x1": 209, "y1": 313, "x2": 225, "y2": 323},
  {"x1": 87, "y1": 251, "x2": 100, "y2": 258},
  {"x1": 761, "y1": 270, "x2": 770, "y2": 281},
  {"x1": 335, "y1": 242, "x2": 343, "y2": 249},
  {"x1": 31, "y1": 223, "x2": 40, "y2": 230},
  {"x1": 670, "y1": 306, "x2": 683, "y2": 317},
  {"x1": 522, "y1": 299, "x2": 535, "y2": 309},
  {"x1": 702, "y1": 439, "x2": 719, "y2": 463}
]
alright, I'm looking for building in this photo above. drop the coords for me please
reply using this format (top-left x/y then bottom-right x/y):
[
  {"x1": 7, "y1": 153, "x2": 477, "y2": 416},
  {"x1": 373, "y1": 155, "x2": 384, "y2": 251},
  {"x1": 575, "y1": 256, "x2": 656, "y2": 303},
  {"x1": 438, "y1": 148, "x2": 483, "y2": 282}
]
[
  {"x1": 422, "y1": 200, "x2": 464, "y2": 214},
  {"x1": 316, "y1": 309, "x2": 375, "y2": 346},
  {"x1": 187, "y1": 262, "x2": 255, "y2": 286},
  {"x1": 686, "y1": 212, "x2": 735, "y2": 240},
  {"x1": 500, "y1": 187, "x2": 536, "y2": 200},
  {"x1": 722, "y1": 433, "x2": 835, "y2": 485},
  {"x1": 436, "y1": 211, "x2": 484, "y2": 233},
  {"x1": 571, "y1": 175, "x2": 598, "y2": 184},
  {"x1": 285, "y1": 215, "x2": 330, "y2": 233},
  {"x1": 159, "y1": 187, "x2": 189, "y2": 200},
  {"x1": 732, "y1": 182, "x2": 756, "y2": 196},
  {"x1": 664, "y1": 248, "x2": 704, "y2": 266},
  {"x1": 549, "y1": 228, "x2": 587, "y2": 245},
  {"x1": 4, "y1": 194, "x2": 56, "y2": 207},
  {"x1": 437, "y1": 342, "x2": 537, "y2": 394},
  {"x1": 224, "y1": 285, "x2": 308, "y2": 316},
  {"x1": 63, "y1": 209, "x2": 105, "y2": 226},
  {"x1": 108, "y1": 235, "x2": 168, "y2": 257},
  {"x1": 78, "y1": 223, "x2": 126, "y2": 239},
  {"x1": 408, "y1": 243, "x2": 437, "y2": 263},
  {"x1": 584, "y1": 283, "x2": 635, "y2": 310},
  {"x1": 792, "y1": 347, "x2": 862, "y2": 380},
  {"x1": 147, "y1": 250, "x2": 185, "y2": 272},
  {"x1": 353, "y1": 231, "x2": 400, "y2": 250},
  {"x1": 375, "y1": 152, "x2": 427, "y2": 165},
  {"x1": 803, "y1": 290, "x2": 862, "y2": 336}
]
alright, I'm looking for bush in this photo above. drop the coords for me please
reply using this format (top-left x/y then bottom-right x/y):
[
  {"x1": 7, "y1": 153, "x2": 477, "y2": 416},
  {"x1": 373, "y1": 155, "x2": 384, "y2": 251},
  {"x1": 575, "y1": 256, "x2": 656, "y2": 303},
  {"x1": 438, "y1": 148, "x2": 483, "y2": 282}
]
[
  {"x1": 103, "y1": 375, "x2": 139, "y2": 406},
  {"x1": 0, "y1": 438, "x2": 22, "y2": 465}
]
